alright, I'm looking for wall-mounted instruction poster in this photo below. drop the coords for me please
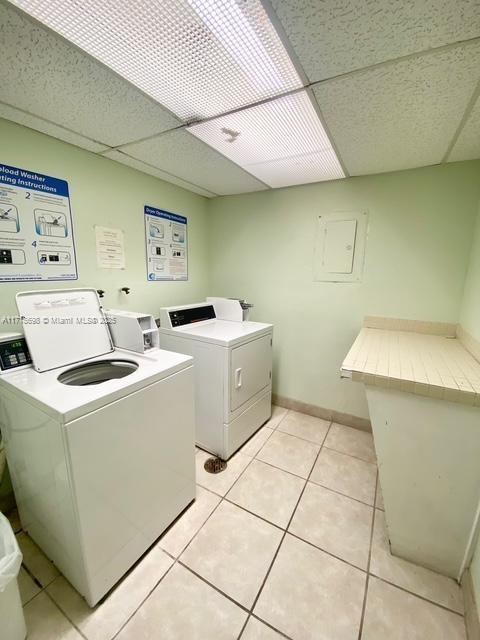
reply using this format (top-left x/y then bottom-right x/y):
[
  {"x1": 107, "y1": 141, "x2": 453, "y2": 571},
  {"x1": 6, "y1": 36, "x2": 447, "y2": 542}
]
[
  {"x1": 144, "y1": 205, "x2": 188, "y2": 281},
  {"x1": 0, "y1": 163, "x2": 77, "y2": 282},
  {"x1": 95, "y1": 225, "x2": 126, "y2": 269}
]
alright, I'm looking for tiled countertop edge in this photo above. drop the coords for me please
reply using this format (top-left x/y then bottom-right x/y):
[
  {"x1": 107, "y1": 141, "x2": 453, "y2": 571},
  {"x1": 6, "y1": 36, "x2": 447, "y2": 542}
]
[
  {"x1": 348, "y1": 369, "x2": 480, "y2": 406},
  {"x1": 342, "y1": 322, "x2": 480, "y2": 408}
]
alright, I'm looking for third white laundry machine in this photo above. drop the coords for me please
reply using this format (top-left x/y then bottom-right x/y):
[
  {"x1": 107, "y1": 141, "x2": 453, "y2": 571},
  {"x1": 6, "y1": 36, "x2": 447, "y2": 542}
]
[{"x1": 159, "y1": 301, "x2": 273, "y2": 459}]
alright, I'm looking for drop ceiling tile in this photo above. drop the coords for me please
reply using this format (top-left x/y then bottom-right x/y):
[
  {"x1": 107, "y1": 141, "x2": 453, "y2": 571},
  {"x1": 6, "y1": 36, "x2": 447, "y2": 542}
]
[
  {"x1": 313, "y1": 43, "x2": 480, "y2": 176},
  {"x1": 447, "y1": 92, "x2": 480, "y2": 162},
  {"x1": 0, "y1": 3, "x2": 180, "y2": 147},
  {"x1": 189, "y1": 91, "x2": 344, "y2": 188},
  {"x1": 245, "y1": 150, "x2": 344, "y2": 188},
  {"x1": 269, "y1": 0, "x2": 480, "y2": 82},
  {"x1": 121, "y1": 130, "x2": 268, "y2": 196},
  {"x1": 10, "y1": 0, "x2": 302, "y2": 121},
  {"x1": 101, "y1": 149, "x2": 217, "y2": 198},
  {"x1": 0, "y1": 105, "x2": 108, "y2": 153}
]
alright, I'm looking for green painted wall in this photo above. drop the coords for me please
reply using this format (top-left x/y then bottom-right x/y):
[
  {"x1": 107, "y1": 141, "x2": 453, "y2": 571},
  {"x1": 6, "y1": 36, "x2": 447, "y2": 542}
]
[
  {"x1": 461, "y1": 201, "x2": 480, "y2": 342},
  {"x1": 208, "y1": 162, "x2": 480, "y2": 419},
  {"x1": 0, "y1": 118, "x2": 210, "y2": 318}
]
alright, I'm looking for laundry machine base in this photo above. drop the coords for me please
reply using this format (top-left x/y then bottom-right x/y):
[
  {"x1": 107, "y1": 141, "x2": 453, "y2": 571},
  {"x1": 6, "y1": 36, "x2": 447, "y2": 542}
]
[{"x1": 197, "y1": 390, "x2": 272, "y2": 460}]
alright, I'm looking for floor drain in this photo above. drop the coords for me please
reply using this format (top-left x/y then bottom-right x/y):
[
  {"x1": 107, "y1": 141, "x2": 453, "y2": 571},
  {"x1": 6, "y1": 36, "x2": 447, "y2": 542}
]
[{"x1": 204, "y1": 457, "x2": 227, "y2": 474}]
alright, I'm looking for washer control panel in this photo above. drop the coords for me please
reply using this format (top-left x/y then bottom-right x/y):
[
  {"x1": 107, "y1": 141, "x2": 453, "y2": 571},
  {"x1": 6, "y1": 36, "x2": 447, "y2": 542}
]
[{"x1": 0, "y1": 334, "x2": 32, "y2": 373}]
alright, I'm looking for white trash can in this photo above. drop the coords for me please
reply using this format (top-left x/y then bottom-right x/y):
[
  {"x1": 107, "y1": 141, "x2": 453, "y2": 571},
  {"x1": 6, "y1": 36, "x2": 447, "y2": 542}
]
[{"x1": 0, "y1": 513, "x2": 26, "y2": 640}]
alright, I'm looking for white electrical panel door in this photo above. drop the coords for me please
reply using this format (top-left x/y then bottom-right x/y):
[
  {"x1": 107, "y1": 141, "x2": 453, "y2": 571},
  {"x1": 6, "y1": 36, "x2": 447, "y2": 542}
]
[
  {"x1": 314, "y1": 211, "x2": 368, "y2": 282},
  {"x1": 230, "y1": 335, "x2": 272, "y2": 412},
  {"x1": 323, "y1": 219, "x2": 357, "y2": 274}
]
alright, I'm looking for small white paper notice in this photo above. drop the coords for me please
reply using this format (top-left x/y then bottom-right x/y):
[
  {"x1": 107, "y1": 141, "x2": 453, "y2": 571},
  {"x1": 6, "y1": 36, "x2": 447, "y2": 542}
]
[{"x1": 95, "y1": 225, "x2": 126, "y2": 269}]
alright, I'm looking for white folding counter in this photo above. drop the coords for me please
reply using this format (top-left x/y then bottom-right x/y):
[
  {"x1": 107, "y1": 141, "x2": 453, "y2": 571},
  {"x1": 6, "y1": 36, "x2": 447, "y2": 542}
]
[{"x1": 342, "y1": 327, "x2": 480, "y2": 579}]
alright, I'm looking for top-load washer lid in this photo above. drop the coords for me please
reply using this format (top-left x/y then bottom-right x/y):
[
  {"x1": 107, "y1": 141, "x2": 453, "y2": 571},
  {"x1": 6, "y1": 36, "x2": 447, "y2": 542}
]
[{"x1": 16, "y1": 289, "x2": 113, "y2": 372}]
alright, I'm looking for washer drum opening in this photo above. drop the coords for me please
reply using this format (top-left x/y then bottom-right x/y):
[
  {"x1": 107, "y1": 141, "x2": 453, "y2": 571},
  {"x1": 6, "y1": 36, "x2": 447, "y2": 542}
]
[{"x1": 58, "y1": 359, "x2": 138, "y2": 386}]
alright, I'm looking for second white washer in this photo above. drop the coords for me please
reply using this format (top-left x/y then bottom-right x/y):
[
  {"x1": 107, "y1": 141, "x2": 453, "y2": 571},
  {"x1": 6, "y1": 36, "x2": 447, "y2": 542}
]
[{"x1": 159, "y1": 302, "x2": 273, "y2": 459}]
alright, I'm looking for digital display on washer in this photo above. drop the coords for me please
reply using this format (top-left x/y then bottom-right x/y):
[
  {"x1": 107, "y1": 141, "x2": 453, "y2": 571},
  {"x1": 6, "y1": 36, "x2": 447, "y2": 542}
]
[
  {"x1": 0, "y1": 337, "x2": 32, "y2": 371},
  {"x1": 169, "y1": 305, "x2": 216, "y2": 327}
]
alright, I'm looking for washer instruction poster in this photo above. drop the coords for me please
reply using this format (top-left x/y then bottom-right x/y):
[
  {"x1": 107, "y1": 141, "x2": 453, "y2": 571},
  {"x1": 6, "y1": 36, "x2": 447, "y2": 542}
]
[
  {"x1": 144, "y1": 205, "x2": 188, "y2": 281},
  {"x1": 0, "y1": 163, "x2": 77, "y2": 282}
]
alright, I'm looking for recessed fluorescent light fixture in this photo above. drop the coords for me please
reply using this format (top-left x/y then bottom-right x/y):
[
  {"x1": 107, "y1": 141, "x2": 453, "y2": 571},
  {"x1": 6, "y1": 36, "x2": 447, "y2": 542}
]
[
  {"x1": 188, "y1": 91, "x2": 345, "y2": 188},
  {"x1": 10, "y1": 0, "x2": 303, "y2": 121}
]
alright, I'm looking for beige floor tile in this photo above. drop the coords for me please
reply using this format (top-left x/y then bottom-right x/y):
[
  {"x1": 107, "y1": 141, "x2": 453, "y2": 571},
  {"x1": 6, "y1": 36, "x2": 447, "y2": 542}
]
[
  {"x1": 277, "y1": 410, "x2": 330, "y2": 445},
  {"x1": 266, "y1": 405, "x2": 288, "y2": 429},
  {"x1": 47, "y1": 547, "x2": 172, "y2": 640},
  {"x1": 310, "y1": 447, "x2": 376, "y2": 505},
  {"x1": 370, "y1": 510, "x2": 463, "y2": 614},
  {"x1": 18, "y1": 566, "x2": 41, "y2": 605},
  {"x1": 324, "y1": 423, "x2": 376, "y2": 463},
  {"x1": 24, "y1": 592, "x2": 83, "y2": 640},
  {"x1": 227, "y1": 459, "x2": 305, "y2": 528},
  {"x1": 158, "y1": 486, "x2": 221, "y2": 557},
  {"x1": 180, "y1": 500, "x2": 282, "y2": 608},
  {"x1": 242, "y1": 617, "x2": 284, "y2": 639},
  {"x1": 289, "y1": 482, "x2": 373, "y2": 570},
  {"x1": 241, "y1": 426, "x2": 274, "y2": 457},
  {"x1": 16, "y1": 532, "x2": 59, "y2": 587},
  {"x1": 254, "y1": 534, "x2": 366, "y2": 640},
  {"x1": 116, "y1": 564, "x2": 247, "y2": 640},
  {"x1": 256, "y1": 430, "x2": 320, "y2": 479},
  {"x1": 362, "y1": 577, "x2": 466, "y2": 640},
  {"x1": 195, "y1": 449, "x2": 252, "y2": 496}
]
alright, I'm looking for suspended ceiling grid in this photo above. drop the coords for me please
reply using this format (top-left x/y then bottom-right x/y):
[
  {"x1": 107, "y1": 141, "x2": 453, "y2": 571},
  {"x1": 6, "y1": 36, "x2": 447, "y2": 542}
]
[{"x1": 0, "y1": 0, "x2": 479, "y2": 198}]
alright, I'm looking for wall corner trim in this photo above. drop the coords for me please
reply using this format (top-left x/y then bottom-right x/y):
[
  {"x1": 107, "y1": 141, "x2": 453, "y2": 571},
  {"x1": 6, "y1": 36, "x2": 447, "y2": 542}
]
[
  {"x1": 462, "y1": 568, "x2": 480, "y2": 640},
  {"x1": 457, "y1": 325, "x2": 480, "y2": 364}
]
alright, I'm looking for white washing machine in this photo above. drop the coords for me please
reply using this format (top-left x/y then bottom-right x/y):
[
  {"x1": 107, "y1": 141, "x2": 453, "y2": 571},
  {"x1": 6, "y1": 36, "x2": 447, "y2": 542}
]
[
  {"x1": 0, "y1": 289, "x2": 195, "y2": 606},
  {"x1": 159, "y1": 301, "x2": 273, "y2": 460}
]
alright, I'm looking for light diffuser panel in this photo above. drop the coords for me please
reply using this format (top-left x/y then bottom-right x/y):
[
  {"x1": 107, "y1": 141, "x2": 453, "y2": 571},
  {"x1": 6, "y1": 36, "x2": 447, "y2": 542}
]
[
  {"x1": 10, "y1": 0, "x2": 302, "y2": 121},
  {"x1": 188, "y1": 91, "x2": 345, "y2": 187}
]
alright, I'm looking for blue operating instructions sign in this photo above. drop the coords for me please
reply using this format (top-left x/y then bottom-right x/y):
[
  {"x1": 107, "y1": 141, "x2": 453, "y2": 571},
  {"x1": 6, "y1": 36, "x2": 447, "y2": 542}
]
[
  {"x1": 0, "y1": 163, "x2": 78, "y2": 282},
  {"x1": 144, "y1": 205, "x2": 188, "y2": 281}
]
